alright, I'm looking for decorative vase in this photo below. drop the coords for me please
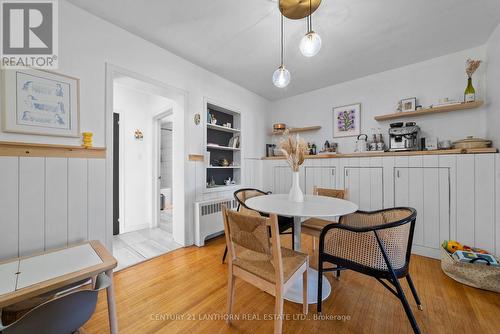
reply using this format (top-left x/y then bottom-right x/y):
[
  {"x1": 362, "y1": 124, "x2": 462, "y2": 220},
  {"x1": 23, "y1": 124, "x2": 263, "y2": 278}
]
[{"x1": 288, "y1": 171, "x2": 304, "y2": 202}]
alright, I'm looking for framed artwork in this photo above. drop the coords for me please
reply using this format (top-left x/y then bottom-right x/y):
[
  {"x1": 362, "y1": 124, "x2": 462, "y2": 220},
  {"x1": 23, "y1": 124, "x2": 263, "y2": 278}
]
[
  {"x1": 1, "y1": 68, "x2": 80, "y2": 137},
  {"x1": 401, "y1": 97, "x2": 417, "y2": 112},
  {"x1": 333, "y1": 103, "x2": 361, "y2": 138}
]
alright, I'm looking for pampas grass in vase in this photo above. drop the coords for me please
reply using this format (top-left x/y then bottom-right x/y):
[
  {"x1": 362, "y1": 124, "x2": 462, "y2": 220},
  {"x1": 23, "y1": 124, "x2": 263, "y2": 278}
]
[{"x1": 278, "y1": 130, "x2": 308, "y2": 202}]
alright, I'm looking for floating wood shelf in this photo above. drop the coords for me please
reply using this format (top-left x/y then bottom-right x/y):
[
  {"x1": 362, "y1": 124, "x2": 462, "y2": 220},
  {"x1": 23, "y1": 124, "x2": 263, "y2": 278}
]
[
  {"x1": 0, "y1": 141, "x2": 106, "y2": 159},
  {"x1": 374, "y1": 101, "x2": 484, "y2": 121},
  {"x1": 271, "y1": 125, "x2": 321, "y2": 135}
]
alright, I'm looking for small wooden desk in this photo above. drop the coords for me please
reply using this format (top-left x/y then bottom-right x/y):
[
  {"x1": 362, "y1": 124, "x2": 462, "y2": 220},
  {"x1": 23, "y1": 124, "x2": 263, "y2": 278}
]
[{"x1": 0, "y1": 240, "x2": 118, "y2": 333}]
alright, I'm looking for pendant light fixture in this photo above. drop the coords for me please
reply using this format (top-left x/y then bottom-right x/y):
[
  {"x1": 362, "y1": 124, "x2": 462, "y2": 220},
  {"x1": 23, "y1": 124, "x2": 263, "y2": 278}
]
[
  {"x1": 299, "y1": 0, "x2": 322, "y2": 57},
  {"x1": 272, "y1": 14, "x2": 291, "y2": 88}
]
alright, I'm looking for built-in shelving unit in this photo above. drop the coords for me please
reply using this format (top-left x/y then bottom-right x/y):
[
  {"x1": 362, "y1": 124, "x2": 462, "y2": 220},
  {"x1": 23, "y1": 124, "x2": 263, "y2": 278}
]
[
  {"x1": 271, "y1": 125, "x2": 321, "y2": 135},
  {"x1": 374, "y1": 101, "x2": 484, "y2": 121},
  {"x1": 205, "y1": 101, "x2": 241, "y2": 192}
]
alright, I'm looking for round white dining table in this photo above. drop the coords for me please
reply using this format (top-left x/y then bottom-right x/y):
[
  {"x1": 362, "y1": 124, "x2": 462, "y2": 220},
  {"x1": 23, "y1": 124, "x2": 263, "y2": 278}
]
[{"x1": 245, "y1": 194, "x2": 358, "y2": 304}]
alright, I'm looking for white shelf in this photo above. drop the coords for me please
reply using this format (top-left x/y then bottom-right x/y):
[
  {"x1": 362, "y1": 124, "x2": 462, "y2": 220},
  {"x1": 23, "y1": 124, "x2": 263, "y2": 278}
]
[
  {"x1": 207, "y1": 145, "x2": 240, "y2": 151},
  {"x1": 208, "y1": 166, "x2": 241, "y2": 169},
  {"x1": 207, "y1": 123, "x2": 241, "y2": 133},
  {"x1": 205, "y1": 184, "x2": 240, "y2": 193}
]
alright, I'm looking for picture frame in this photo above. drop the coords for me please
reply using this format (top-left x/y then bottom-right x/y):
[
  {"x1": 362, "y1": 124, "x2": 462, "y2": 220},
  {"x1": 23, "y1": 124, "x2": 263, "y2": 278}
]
[
  {"x1": 1, "y1": 68, "x2": 80, "y2": 137},
  {"x1": 401, "y1": 97, "x2": 417, "y2": 112},
  {"x1": 333, "y1": 103, "x2": 361, "y2": 138}
]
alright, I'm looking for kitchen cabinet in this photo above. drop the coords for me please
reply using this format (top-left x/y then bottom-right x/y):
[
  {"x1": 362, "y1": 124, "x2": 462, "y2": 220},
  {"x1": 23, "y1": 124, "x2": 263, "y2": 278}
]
[
  {"x1": 304, "y1": 166, "x2": 336, "y2": 194},
  {"x1": 394, "y1": 167, "x2": 450, "y2": 257},
  {"x1": 261, "y1": 153, "x2": 500, "y2": 259},
  {"x1": 344, "y1": 167, "x2": 383, "y2": 211},
  {"x1": 273, "y1": 166, "x2": 294, "y2": 194}
]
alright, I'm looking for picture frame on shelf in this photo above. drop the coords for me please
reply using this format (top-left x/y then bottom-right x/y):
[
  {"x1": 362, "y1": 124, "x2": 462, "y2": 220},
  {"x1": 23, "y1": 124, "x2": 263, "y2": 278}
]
[
  {"x1": 332, "y1": 103, "x2": 361, "y2": 138},
  {"x1": 401, "y1": 97, "x2": 417, "y2": 112},
  {"x1": 1, "y1": 68, "x2": 80, "y2": 137}
]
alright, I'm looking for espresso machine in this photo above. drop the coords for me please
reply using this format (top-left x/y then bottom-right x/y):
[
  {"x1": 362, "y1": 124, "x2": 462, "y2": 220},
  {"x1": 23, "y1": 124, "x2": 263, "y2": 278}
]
[{"x1": 388, "y1": 122, "x2": 420, "y2": 151}]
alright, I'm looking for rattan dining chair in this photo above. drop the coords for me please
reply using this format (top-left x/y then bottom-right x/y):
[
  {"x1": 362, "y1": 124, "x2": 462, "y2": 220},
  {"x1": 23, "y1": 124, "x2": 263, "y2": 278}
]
[
  {"x1": 301, "y1": 187, "x2": 345, "y2": 250},
  {"x1": 317, "y1": 207, "x2": 423, "y2": 334},
  {"x1": 221, "y1": 188, "x2": 295, "y2": 263},
  {"x1": 222, "y1": 206, "x2": 308, "y2": 334}
]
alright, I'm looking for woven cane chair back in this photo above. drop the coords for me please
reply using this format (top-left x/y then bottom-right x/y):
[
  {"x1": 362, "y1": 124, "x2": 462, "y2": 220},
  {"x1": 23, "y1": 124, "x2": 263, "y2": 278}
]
[{"x1": 324, "y1": 208, "x2": 414, "y2": 272}]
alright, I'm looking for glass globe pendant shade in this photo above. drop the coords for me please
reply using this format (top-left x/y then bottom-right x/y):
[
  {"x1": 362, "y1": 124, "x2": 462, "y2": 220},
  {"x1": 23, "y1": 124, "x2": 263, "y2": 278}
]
[
  {"x1": 300, "y1": 31, "x2": 322, "y2": 57},
  {"x1": 272, "y1": 65, "x2": 291, "y2": 88}
]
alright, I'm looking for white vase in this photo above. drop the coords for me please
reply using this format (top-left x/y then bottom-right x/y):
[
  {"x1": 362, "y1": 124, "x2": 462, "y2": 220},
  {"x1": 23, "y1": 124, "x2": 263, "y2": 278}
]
[{"x1": 288, "y1": 171, "x2": 304, "y2": 202}]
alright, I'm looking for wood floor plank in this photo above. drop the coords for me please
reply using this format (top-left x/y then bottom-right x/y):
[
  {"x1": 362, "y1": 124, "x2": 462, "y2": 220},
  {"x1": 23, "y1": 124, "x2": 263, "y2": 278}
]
[{"x1": 84, "y1": 236, "x2": 500, "y2": 334}]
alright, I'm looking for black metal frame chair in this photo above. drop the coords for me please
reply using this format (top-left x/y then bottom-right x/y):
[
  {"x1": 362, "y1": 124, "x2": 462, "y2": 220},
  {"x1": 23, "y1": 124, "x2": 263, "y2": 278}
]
[
  {"x1": 222, "y1": 188, "x2": 295, "y2": 263},
  {"x1": 317, "y1": 207, "x2": 422, "y2": 334}
]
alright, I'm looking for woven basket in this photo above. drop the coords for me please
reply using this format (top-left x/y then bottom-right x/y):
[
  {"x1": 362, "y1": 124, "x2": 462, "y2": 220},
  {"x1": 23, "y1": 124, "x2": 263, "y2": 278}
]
[{"x1": 440, "y1": 247, "x2": 500, "y2": 293}]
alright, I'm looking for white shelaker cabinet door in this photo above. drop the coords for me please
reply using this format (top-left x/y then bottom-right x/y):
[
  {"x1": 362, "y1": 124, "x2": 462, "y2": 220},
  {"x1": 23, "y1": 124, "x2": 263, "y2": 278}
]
[
  {"x1": 345, "y1": 167, "x2": 383, "y2": 211},
  {"x1": 304, "y1": 167, "x2": 336, "y2": 195},
  {"x1": 394, "y1": 167, "x2": 450, "y2": 257},
  {"x1": 273, "y1": 166, "x2": 293, "y2": 194}
]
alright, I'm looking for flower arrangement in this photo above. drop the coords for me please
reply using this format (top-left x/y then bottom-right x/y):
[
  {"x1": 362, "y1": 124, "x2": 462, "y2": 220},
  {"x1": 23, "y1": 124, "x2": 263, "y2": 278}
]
[
  {"x1": 278, "y1": 130, "x2": 308, "y2": 172},
  {"x1": 466, "y1": 59, "x2": 481, "y2": 78}
]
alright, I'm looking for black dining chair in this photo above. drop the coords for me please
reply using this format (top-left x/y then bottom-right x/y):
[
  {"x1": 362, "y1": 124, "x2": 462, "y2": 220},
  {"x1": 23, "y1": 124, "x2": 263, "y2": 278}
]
[
  {"x1": 0, "y1": 273, "x2": 111, "y2": 334},
  {"x1": 221, "y1": 188, "x2": 295, "y2": 263},
  {"x1": 316, "y1": 207, "x2": 423, "y2": 334}
]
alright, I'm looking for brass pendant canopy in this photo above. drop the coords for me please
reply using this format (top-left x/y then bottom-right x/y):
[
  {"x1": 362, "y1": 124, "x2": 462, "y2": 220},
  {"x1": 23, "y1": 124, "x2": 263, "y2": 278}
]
[{"x1": 279, "y1": 0, "x2": 321, "y2": 20}]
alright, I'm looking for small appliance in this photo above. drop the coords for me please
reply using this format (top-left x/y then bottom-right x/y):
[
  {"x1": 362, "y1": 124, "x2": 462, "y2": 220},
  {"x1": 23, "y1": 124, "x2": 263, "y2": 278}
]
[
  {"x1": 388, "y1": 122, "x2": 420, "y2": 151},
  {"x1": 355, "y1": 134, "x2": 368, "y2": 152}
]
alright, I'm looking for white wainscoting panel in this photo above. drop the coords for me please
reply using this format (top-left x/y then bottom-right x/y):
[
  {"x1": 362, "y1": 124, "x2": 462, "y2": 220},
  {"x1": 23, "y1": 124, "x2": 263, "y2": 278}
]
[
  {"x1": 45, "y1": 158, "x2": 68, "y2": 250},
  {"x1": 456, "y1": 155, "x2": 475, "y2": 246},
  {"x1": 474, "y1": 154, "x2": 495, "y2": 253},
  {"x1": 68, "y1": 159, "x2": 88, "y2": 244},
  {"x1": 88, "y1": 159, "x2": 106, "y2": 245},
  {"x1": 0, "y1": 157, "x2": 19, "y2": 259},
  {"x1": 19, "y1": 157, "x2": 45, "y2": 257},
  {"x1": 0, "y1": 157, "x2": 106, "y2": 261}
]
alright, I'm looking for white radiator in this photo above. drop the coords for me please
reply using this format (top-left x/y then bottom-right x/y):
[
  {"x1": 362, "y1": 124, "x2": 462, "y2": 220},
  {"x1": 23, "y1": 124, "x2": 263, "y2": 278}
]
[{"x1": 194, "y1": 198, "x2": 238, "y2": 247}]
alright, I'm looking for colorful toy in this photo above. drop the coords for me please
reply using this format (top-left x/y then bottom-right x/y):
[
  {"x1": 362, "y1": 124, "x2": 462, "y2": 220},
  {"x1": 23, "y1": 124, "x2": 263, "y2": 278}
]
[
  {"x1": 442, "y1": 240, "x2": 464, "y2": 253},
  {"x1": 442, "y1": 240, "x2": 489, "y2": 254}
]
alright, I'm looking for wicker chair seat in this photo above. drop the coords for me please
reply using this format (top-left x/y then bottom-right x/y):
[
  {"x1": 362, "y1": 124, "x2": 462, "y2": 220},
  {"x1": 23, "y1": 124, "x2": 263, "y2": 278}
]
[{"x1": 234, "y1": 248, "x2": 308, "y2": 283}]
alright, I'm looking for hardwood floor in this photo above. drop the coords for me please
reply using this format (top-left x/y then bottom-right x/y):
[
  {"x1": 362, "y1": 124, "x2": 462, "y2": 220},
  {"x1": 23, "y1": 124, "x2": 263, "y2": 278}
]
[{"x1": 84, "y1": 236, "x2": 500, "y2": 334}]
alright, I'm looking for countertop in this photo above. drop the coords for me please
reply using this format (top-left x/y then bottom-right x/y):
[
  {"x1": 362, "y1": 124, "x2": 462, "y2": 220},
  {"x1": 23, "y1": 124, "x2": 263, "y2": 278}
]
[{"x1": 262, "y1": 148, "x2": 497, "y2": 160}]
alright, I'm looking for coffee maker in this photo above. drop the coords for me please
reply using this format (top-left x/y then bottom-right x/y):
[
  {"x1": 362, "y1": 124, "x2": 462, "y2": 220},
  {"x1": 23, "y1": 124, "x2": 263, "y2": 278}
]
[{"x1": 388, "y1": 122, "x2": 420, "y2": 151}]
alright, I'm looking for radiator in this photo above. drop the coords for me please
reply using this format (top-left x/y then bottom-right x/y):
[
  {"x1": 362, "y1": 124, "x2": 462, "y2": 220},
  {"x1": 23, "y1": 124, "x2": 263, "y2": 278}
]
[{"x1": 194, "y1": 198, "x2": 238, "y2": 247}]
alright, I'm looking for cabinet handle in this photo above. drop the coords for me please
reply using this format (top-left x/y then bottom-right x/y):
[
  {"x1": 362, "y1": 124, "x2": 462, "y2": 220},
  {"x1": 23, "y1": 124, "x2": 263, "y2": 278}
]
[
  {"x1": 331, "y1": 169, "x2": 335, "y2": 176},
  {"x1": 397, "y1": 170, "x2": 400, "y2": 178}
]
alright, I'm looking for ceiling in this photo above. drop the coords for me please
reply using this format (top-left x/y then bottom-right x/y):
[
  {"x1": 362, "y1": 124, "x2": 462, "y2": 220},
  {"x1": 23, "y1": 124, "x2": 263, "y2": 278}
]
[{"x1": 68, "y1": 0, "x2": 500, "y2": 100}]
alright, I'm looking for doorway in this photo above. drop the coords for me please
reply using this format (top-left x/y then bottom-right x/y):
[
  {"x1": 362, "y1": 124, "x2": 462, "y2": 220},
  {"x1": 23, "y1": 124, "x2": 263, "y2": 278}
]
[
  {"x1": 156, "y1": 113, "x2": 174, "y2": 234},
  {"x1": 113, "y1": 113, "x2": 120, "y2": 235},
  {"x1": 106, "y1": 65, "x2": 187, "y2": 270}
]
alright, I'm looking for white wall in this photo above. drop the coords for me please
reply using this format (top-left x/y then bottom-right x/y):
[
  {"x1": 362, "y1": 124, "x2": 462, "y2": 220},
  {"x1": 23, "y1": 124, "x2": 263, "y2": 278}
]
[
  {"x1": 486, "y1": 24, "x2": 500, "y2": 147},
  {"x1": 268, "y1": 47, "x2": 488, "y2": 153},
  {"x1": 114, "y1": 83, "x2": 172, "y2": 233},
  {"x1": 0, "y1": 0, "x2": 269, "y2": 252}
]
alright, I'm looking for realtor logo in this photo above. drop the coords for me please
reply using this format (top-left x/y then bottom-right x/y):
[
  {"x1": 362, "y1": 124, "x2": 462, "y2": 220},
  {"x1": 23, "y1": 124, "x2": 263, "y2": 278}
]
[{"x1": 1, "y1": 0, "x2": 58, "y2": 68}]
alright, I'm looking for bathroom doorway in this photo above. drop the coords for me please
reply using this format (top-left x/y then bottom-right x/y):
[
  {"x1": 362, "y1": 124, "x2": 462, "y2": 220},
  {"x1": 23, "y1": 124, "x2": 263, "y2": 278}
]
[
  {"x1": 156, "y1": 112, "x2": 174, "y2": 234},
  {"x1": 106, "y1": 65, "x2": 187, "y2": 270}
]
